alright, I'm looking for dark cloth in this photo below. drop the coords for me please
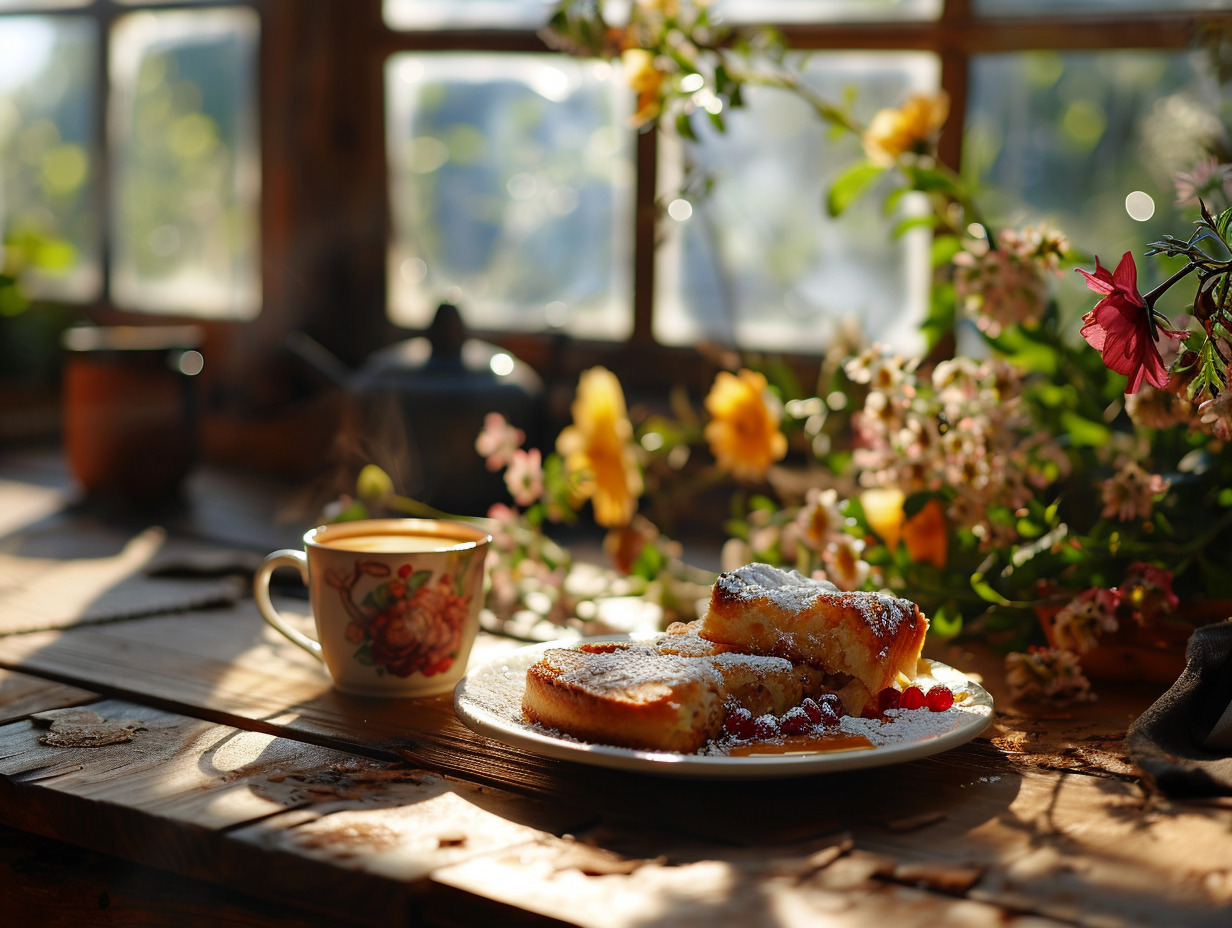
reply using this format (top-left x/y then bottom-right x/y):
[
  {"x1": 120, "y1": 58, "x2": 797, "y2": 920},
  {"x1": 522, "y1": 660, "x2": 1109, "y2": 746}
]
[{"x1": 1127, "y1": 620, "x2": 1232, "y2": 796}]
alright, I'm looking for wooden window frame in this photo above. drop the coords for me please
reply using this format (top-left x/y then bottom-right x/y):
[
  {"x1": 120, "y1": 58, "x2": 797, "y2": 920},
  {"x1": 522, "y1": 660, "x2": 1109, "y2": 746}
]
[{"x1": 4, "y1": 1, "x2": 1232, "y2": 421}]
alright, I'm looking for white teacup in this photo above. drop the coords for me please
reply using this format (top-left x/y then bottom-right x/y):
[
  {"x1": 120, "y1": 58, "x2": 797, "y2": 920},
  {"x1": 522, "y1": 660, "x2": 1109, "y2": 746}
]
[{"x1": 253, "y1": 518, "x2": 491, "y2": 697}]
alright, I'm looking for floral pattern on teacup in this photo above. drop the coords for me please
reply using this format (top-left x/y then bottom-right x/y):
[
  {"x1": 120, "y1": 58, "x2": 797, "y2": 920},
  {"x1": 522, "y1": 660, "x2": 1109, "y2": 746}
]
[{"x1": 326, "y1": 558, "x2": 473, "y2": 678}]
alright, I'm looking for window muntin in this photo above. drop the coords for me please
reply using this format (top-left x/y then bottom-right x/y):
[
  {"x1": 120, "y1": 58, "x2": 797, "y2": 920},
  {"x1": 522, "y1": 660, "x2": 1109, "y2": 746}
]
[
  {"x1": 383, "y1": 0, "x2": 554, "y2": 31},
  {"x1": 109, "y1": 7, "x2": 260, "y2": 319},
  {"x1": 719, "y1": 0, "x2": 941, "y2": 23},
  {"x1": 386, "y1": 52, "x2": 635, "y2": 339},
  {"x1": 974, "y1": 0, "x2": 1232, "y2": 15},
  {"x1": 655, "y1": 52, "x2": 939, "y2": 355}
]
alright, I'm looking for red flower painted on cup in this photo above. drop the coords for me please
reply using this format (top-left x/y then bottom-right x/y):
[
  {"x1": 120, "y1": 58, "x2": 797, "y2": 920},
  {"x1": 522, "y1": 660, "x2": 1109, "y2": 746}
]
[
  {"x1": 1077, "y1": 252, "x2": 1187, "y2": 394},
  {"x1": 345, "y1": 561, "x2": 474, "y2": 678}
]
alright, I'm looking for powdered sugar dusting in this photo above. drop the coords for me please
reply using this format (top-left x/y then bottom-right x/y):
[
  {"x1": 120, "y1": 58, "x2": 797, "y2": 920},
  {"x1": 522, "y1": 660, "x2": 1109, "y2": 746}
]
[
  {"x1": 707, "y1": 651, "x2": 795, "y2": 676},
  {"x1": 545, "y1": 646, "x2": 723, "y2": 698},
  {"x1": 455, "y1": 635, "x2": 994, "y2": 767},
  {"x1": 714, "y1": 563, "x2": 921, "y2": 656},
  {"x1": 839, "y1": 706, "x2": 975, "y2": 745}
]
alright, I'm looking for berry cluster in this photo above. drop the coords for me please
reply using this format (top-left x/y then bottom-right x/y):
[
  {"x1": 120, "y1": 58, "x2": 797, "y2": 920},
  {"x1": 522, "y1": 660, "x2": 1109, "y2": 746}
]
[
  {"x1": 864, "y1": 683, "x2": 954, "y2": 717},
  {"x1": 721, "y1": 683, "x2": 956, "y2": 743},
  {"x1": 722, "y1": 693, "x2": 846, "y2": 742}
]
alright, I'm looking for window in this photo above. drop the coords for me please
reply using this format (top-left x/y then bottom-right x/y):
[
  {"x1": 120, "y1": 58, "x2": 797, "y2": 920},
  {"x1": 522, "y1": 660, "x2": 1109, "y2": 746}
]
[
  {"x1": 0, "y1": 1, "x2": 259, "y2": 320},
  {"x1": 385, "y1": 51, "x2": 635, "y2": 339},
  {"x1": 4, "y1": 1, "x2": 1230, "y2": 378},
  {"x1": 380, "y1": 1, "x2": 1232, "y2": 362},
  {"x1": 0, "y1": 13, "x2": 98, "y2": 307}
]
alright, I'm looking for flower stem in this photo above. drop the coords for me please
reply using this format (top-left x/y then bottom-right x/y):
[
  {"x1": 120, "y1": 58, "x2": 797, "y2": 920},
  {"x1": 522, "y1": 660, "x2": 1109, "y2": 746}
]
[{"x1": 1142, "y1": 261, "x2": 1198, "y2": 310}]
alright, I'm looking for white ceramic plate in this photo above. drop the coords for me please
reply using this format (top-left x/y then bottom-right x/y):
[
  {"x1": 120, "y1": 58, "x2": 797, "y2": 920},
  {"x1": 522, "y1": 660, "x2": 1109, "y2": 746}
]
[{"x1": 453, "y1": 635, "x2": 995, "y2": 779}]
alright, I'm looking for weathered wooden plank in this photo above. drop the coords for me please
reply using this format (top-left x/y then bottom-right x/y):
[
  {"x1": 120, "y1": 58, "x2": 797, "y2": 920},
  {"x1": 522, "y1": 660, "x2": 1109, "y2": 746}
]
[
  {"x1": 0, "y1": 699, "x2": 383, "y2": 839},
  {"x1": 430, "y1": 764, "x2": 1232, "y2": 928},
  {"x1": 1, "y1": 602, "x2": 1230, "y2": 927},
  {"x1": 0, "y1": 696, "x2": 592, "y2": 926},
  {"x1": 0, "y1": 822, "x2": 327, "y2": 928},
  {"x1": 0, "y1": 666, "x2": 98, "y2": 724},
  {"x1": 221, "y1": 772, "x2": 593, "y2": 924},
  {"x1": 432, "y1": 829, "x2": 1074, "y2": 928}
]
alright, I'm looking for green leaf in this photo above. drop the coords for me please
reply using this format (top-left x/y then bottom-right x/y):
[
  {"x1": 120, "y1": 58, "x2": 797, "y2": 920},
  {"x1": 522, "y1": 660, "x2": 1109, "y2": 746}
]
[
  {"x1": 1060, "y1": 410, "x2": 1112, "y2": 448},
  {"x1": 970, "y1": 563, "x2": 1012, "y2": 606},
  {"x1": 404, "y1": 569, "x2": 432, "y2": 593},
  {"x1": 362, "y1": 586, "x2": 391, "y2": 611},
  {"x1": 931, "y1": 234, "x2": 963, "y2": 268},
  {"x1": 902, "y1": 165, "x2": 961, "y2": 196},
  {"x1": 892, "y1": 214, "x2": 939, "y2": 239},
  {"x1": 329, "y1": 500, "x2": 371, "y2": 523},
  {"x1": 630, "y1": 541, "x2": 667, "y2": 580},
  {"x1": 928, "y1": 601, "x2": 964, "y2": 638},
  {"x1": 675, "y1": 112, "x2": 697, "y2": 142},
  {"x1": 825, "y1": 161, "x2": 885, "y2": 217}
]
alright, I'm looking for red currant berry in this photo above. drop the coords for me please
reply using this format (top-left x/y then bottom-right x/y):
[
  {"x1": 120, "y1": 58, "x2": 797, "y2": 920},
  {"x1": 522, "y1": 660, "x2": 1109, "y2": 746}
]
[
  {"x1": 925, "y1": 684, "x2": 954, "y2": 711},
  {"x1": 779, "y1": 706, "x2": 812, "y2": 735},
  {"x1": 753, "y1": 714, "x2": 780, "y2": 739},
  {"x1": 723, "y1": 706, "x2": 755, "y2": 740},
  {"x1": 800, "y1": 697, "x2": 823, "y2": 724},
  {"x1": 899, "y1": 685, "x2": 927, "y2": 710},
  {"x1": 817, "y1": 693, "x2": 846, "y2": 720},
  {"x1": 875, "y1": 687, "x2": 902, "y2": 713}
]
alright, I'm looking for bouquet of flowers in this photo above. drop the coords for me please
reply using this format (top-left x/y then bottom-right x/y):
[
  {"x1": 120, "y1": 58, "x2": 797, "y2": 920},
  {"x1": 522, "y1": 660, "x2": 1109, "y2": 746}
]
[{"x1": 338, "y1": 0, "x2": 1232, "y2": 701}]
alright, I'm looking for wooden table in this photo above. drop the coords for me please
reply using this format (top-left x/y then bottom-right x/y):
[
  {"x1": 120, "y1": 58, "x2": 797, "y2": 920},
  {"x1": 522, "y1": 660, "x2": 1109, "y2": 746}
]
[{"x1": 1, "y1": 452, "x2": 1230, "y2": 927}]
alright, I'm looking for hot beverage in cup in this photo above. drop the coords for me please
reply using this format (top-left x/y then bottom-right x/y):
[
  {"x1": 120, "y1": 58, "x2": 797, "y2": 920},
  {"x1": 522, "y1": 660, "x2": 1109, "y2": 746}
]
[{"x1": 253, "y1": 518, "x2": 491, "y2": 696}]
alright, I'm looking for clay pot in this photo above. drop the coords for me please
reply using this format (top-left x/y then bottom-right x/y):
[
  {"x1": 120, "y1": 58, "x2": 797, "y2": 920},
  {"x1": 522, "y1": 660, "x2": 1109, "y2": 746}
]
[
  {"x1": 1037, "y1": 601, "x2": 1232, "y2": 684},
  {"x1": 62, "y1": 325, "x2": 204, "y2": 507}
]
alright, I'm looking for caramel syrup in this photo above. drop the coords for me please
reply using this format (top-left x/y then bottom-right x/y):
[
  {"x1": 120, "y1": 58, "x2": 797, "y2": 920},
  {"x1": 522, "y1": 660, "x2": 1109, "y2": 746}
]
[{"x1": 727, "y1": 732, "x2": 875, "y2": 756}]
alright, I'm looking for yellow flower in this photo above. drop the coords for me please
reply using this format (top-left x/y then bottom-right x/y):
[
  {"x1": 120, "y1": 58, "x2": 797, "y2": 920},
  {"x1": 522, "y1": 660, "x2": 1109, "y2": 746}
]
[
  {"x1": 860, "y1": 487, "x2": 906, "y2": 550},
  {"x1": 556, "y1": 367, "x2": 643, "y2": 528},
  {"x1": 862, "y1": 92, "x2": 950, "y2": 166},
  {"x1": 703, "y1": 369, "x2": 788, "y2": 481},
  {"x1": 621, "y1": 47, "x2": 665, "y2": 128}
]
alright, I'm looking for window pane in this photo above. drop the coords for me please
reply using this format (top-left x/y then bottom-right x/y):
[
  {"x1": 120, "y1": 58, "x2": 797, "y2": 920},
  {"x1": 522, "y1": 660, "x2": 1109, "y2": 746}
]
[
  {"x1": 655, "y1": 52, "x2": 939, "y2": 355},
  {"x1": 719, "y1": 0, "x2": 940, "y2": 22},
  {"x1": 384, "y1": 0, "x2": 554, "y2": 30},
  {"x1": 386, "y1": 53, "x2": 635, "y2": 339},
  {"x1": 0, "y1": 15, "x2": 99, "y2": 304},
  {"x1": 975, "y1": 0, "x2": 1231, "y2": 13},
  {"x1": 963, "y1": 49, "x2": 1230, "y2": 321},
  {"x1": 109, "y1": 8, "x2": 260, "y2": 319}
]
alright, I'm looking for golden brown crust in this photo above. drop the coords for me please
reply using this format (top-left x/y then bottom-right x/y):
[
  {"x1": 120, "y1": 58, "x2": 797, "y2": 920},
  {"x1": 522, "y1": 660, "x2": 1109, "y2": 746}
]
[
  {"x1": 522, "y1": 645, "x2": 725, "y2": 752},
  {"x1": 521, "y1": 632, "x2": 833, "y2": 751},
  {"x1": 700, "y1": 563, "x2": 928, "y2": 696},
  {"x1": 522, "y1": 565, "x2": 927, "y2": 751}
]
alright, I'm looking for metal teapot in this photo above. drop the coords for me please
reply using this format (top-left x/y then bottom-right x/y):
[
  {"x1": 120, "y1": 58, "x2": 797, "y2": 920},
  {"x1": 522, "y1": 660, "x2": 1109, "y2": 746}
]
[{"x1": 314, "y1": 303, "x2": 545, "y2": 517}]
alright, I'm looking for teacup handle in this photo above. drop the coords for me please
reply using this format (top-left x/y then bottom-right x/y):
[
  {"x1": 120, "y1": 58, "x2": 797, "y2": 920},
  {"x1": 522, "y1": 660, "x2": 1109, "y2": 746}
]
[{"x1": 253, "y1": 549, "x2": 324, "y2": 661}]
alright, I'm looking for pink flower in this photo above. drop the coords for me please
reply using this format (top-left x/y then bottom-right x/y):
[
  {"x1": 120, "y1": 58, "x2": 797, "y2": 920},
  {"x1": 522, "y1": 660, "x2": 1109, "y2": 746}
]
[
  {"x1": 475, "y1": 413, "x2": 526, "y2": 472},
  {"x1": 1118, "y1": 562, "x2": 1179, "y2": 625},
  {"x1": 1050, "y1": 588, "x2": 1119, "y2": 652},
  {"x1": 1004, "y1": 646, "x2": 1093, "y2": 704},
  {"x1": 1099, "y1": 460, "x2": 1170, "y2": 522},
  {"x1": 1077, "y1": 252, "x2": 1187, "y2": 393},
  {"x1": 504, "y1": 448, "x2": 544, "y2": 507}
]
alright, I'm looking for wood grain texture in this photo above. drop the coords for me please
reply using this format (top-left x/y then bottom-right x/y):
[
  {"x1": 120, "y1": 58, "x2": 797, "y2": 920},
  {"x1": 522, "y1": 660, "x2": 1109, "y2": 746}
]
[
  {"x1": 0, "y1": 823, "x2": 326, "y2": 928},
  {"x1": 0, "y1": 694, "x2": 589, "y2": 926},
  {"x1": 0, "y1": 591, "x2": 1229, "y2": 925},
  {"x1": 0, "y1": 667, "x2": 98, "y2": 725}
]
